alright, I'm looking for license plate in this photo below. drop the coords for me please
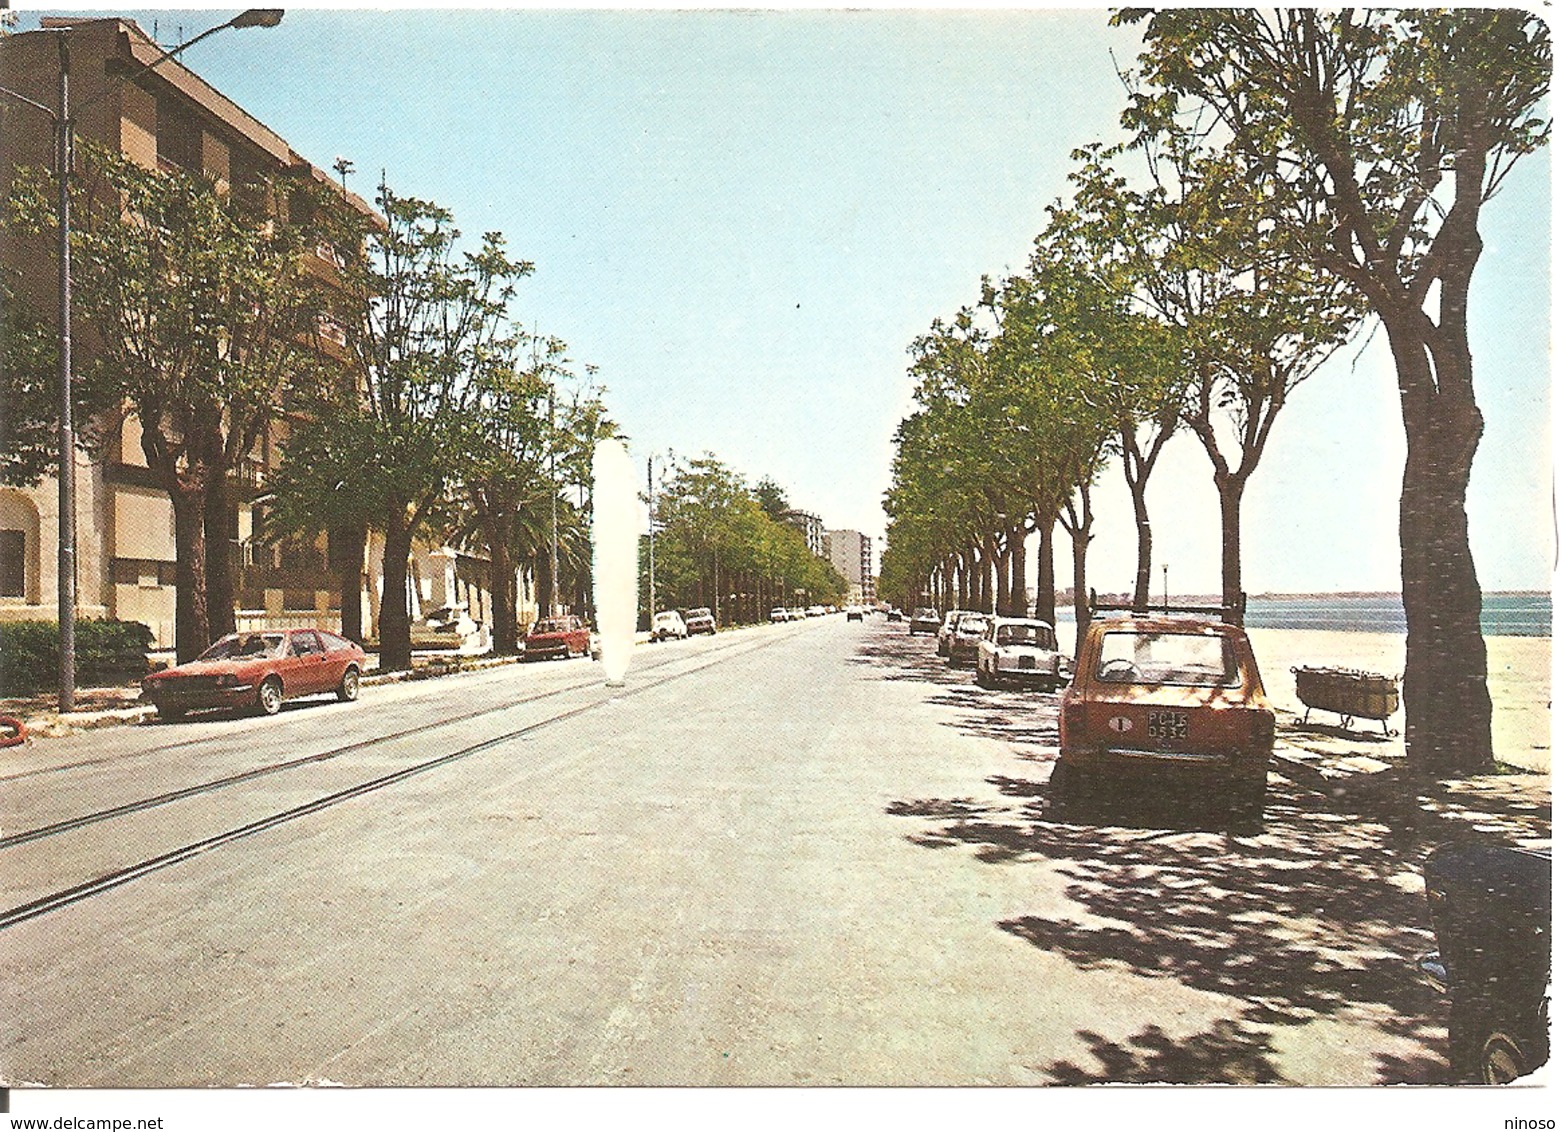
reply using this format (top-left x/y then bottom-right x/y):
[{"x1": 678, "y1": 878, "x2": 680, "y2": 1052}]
[{"x1": 1147, "y1": 710, "x2": 1189, "y2": 742}]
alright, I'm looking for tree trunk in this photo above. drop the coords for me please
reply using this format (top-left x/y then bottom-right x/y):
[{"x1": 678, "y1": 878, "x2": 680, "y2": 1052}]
[
  {"x1": 168, "y1": 485, "x2": 211, "y2": 663},
  {"x1": 1013, "y1": 537, "x2": 1028, "y2": 617},
  {"x1": 1034, "y1": 520, "x2": 1056, "y2": 625},
  {"x1": 204, "y1": 484, "x2": 237, "y2": 641},
  {"x1": 993, "y1": 537, "x2": 1011, "y2": 617},
  {"x1": 330, "y1": 524, "x2": 367, "y2": 644},
  {"x1": 489, "y1": 526, "x2": 518, "y2": 654},
  {"x1": 978, "y1": 539, "x2": 995, "y2": 613},
  {"x1": 1215, "y1": 473, "x2": 1245, "y2": 625},
  {"x1": 1071, "y1": 526, "x2": 1091, "y2": 662},
  {"x1": 378, "y1": 511, "x2": 416, "y2": 673},
  {"x1": 1129, "y1": 477, "x2": 1154, "y2": 610},
  {"x1": 1387, "y1": 321, "x2": 1493, "y2": 775}
]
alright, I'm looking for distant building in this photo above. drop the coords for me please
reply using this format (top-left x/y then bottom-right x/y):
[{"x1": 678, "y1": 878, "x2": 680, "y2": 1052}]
[
  {"x1": 783, "y1": 509, "x2": 825, "y2": 558},
  {"x1": 825, "y1": 529, "x2": 873, "y2": 604}
]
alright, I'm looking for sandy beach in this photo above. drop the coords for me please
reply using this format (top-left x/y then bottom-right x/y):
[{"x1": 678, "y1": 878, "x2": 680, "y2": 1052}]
[{"x1": 1247, "y1": 626, "x2": 1550, "y2": 774}]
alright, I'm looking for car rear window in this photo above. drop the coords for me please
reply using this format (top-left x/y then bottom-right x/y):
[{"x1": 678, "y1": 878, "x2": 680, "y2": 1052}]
[
  {"x1": 998, "y1": 624, "x2": 1055, "y2": 648},
  {"x1": 1096, "y1": 631, "x2": 1239, "y2": 687}
]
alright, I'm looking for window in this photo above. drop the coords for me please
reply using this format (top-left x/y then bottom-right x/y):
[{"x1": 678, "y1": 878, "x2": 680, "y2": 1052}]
[
  {"x1": 288, "y1": 631, "x2": 323, "y2": 657},
  {"x1": 1097, "y1": 631, "x2": 1239, "y2": 688},
  {"x1": 0, "y1": 530, "x2": 25, "y2": 597},
  {"x1": 156, "y1": 98, "x2": 204, "y2": 174}
]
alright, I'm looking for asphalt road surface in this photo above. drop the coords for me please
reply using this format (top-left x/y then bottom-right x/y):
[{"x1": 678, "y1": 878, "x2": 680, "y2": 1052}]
[{"x1": 1, "y1": 616, "x2": 1539, "y2": 1087}]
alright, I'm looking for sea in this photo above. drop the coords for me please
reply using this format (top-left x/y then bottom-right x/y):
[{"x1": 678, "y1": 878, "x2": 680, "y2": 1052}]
[{"x1": 1055, "y1": 593, "x2": 1552, "y2": 637}]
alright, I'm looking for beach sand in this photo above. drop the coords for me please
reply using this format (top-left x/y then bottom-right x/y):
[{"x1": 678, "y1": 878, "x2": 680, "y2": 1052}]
[{"x1": 1246, "y1": 627, "x2": 1551, "y2": 774}]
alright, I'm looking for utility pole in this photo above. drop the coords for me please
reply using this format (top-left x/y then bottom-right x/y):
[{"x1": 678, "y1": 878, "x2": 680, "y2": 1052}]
[
  {"x1": 647, "y1": 456, "x2": 655, "y2": 627},
  {"x1": 549, "y1": 388, "x2": 559, "y2": 617},
  {"x1": 55, "y1": 34, "x2": 76, "y2": 713}
]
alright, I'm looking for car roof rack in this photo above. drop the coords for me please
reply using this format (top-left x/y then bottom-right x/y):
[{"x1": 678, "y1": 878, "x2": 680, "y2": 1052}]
[{"x1": 1088, "y1": 589, "x2": 1246, "y2": 623}]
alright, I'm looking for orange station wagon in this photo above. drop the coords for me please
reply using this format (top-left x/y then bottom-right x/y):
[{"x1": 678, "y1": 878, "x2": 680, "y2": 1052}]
[{"x1": 1055, "y1": 610, "x2": 1274, "y2": 824}]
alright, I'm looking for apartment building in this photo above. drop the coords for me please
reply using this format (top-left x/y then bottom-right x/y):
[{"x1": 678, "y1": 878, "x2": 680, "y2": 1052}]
[
  {"x1": 0, "y1": 18, "x2": 501, "y2": 649},
  {"x1": 824, "y1": 528, "x2": 874, "y2": 605},
  {"x1": 782, "y1": 508, "x2": 825, "y2": 558}
]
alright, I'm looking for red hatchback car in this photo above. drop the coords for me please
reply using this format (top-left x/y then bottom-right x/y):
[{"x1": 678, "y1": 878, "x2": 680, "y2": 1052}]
[
  {"x1": 1055, "y1": 612, "x2": 1274, "y2": 824},
  {"x1": 142, "y1": 628, "x2": 366, "y2": 720},
  {"x1": 523, "y1": 615, "x2": 591, "y2": 660}
]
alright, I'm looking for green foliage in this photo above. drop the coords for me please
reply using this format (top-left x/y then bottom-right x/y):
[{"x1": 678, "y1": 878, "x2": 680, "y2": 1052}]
[
  {"x1": 651, "y1": 455, "x2": 843, "y2": 622},
  {"x1": 0, "y1": 274, "x2": 72, "y2": 487},
  {"x1": 0, "y1": 619, "x2": 153, "y2": 694}
]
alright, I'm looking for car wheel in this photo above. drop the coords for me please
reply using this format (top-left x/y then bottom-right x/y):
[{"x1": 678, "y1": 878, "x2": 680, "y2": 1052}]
[
  {"x1": 1051, "y1": 758, "x2": 1078, "y2": 801},
  {"x1": 1449, "y1": 1000, "x2": 1546, "y2": 1084},
  {"x1": 337, "y1": 665, "x2": 360, "y2": 702},
  {"x1": 257, "y1": 676, "x2": 284, "y2": 716},
  {"x1": 1229, "y1": 775, "x2": 1268, "y2": 832}
]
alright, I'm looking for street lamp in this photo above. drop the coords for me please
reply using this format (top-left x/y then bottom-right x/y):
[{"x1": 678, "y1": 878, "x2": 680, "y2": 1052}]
[{"x1": 0, "y1": 11, "x2": 283, "y2": 712}]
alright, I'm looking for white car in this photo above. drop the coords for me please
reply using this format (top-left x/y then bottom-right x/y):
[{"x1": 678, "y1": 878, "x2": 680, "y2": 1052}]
[
  {"x1": 976, "y1": 617, "x2": 1064, "y2": 691},
  {"x1": 935, "y1": 610, "x2": 978, "y2": 657},
  {"x1": 788, "y1": 607, "x2": 807, "y2": 621},
  {"x1": 652, "y1": 610, "x2": 688, "y2": 641},
  {"x1": 947, "y1": 613, "x2": 994, "y2": 666},
  {"x1": 769, "y1": 607, "x2": 790, "y2": 624},
  {"x1": 806, "y1": 604, "x2": 827, "y2": 617}
]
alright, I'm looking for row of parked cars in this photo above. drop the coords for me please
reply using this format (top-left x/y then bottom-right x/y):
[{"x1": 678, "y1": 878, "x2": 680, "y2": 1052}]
[{"x1": 651, "y1": 608, "x2": 717, "y2": 640}]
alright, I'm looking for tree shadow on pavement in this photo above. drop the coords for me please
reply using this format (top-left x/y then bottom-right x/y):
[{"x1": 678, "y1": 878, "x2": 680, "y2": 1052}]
[{"x1": 888, "y1": 773, "x2": 1453, "y2": 1084}]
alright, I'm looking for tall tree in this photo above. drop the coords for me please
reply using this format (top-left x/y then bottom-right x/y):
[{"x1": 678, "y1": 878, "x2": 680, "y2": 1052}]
[
  {"x1": 274, "y1": 180, "x2": 533, "y2": 671},
  {"x1": 1120, "y1": 9, "x2": 1550, "y2": 772},
  {"x1": 10, "y1": 147, "x2": 342, "y2": 660}
]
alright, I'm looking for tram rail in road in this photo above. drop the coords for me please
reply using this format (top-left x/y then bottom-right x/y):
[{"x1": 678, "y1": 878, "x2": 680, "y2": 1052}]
[{"x1": 0, "y1": 628, "x2": 789, "y2": 932}]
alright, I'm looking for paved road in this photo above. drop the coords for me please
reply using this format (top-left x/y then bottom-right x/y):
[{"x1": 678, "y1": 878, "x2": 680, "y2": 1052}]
[{"x1": 1, "y1": 617, "x2": 1543, "y2": 1086}]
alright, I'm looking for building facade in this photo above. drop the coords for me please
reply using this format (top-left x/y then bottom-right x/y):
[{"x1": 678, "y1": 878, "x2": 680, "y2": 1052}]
[
  {"x1": 0, "y1": 18, "x2": 520, "y2": 652},
  {"x1": 782, "y1": 508, "x2": 825, "y2": 559},
  {"x1": 824, "y1": 528, "x2": 874, "y2": 605}
]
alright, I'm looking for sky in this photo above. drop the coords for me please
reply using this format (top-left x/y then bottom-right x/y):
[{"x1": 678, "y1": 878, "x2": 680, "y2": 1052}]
[{"x1": 17, "y1": 4, "x2": 1555, "y2": 594}]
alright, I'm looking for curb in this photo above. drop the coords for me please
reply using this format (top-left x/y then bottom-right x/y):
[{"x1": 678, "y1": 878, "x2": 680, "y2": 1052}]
[{"x1": 10, "y1": 651, "x2": 544, "y2": 740}]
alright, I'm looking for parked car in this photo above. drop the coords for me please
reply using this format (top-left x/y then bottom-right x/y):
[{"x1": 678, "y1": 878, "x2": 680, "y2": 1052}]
[
  {"x1": 947, "y1": 613, "x2": 994, "y2": 667},
  {"x1": 683, "y1": 607, "x2": 718, "y2": 635},
  {"x1": 976, "y1": 617, "x2": 1064, "y2": 691},
  {"x1": 846, "y1": 606, "x2": 864, "y2": 621},
  {"x1": 524, "y1": 615, "x2": 592, "y2": 660},
  {"x1": 1054, "y1": 610, "x2": 1274, "y2": 824},
  {"x1": 886, "y1": 608, "x2": 903, "y2": 622},
  {"x1": 935, "y1": 610, "x2": 975, "y2": 657},
  {"x1": 651, "y1": 610, "x2": 688, "y2": 641},
  {"x1": 787, "y1": 607, "x2": 807, "y2": 621},
  {"x1": 1418, "y1": 843, "x2": 1550, "y2": 1084},
  {"x1": 141, "y1": 628, "x2": 364, "y2": 719},
  {"x1": 769, "y1": 607, "x2": 790, "y2": 624},
  {"x1": 806, "y1": 604, "x2": 827, "y2": 617},
  {"x1": 909, "y1": 608, "x2": 941, "y2": 635}
]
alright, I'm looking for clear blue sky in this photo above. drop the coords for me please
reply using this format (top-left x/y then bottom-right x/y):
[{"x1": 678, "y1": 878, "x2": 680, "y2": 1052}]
[{"x1": 29, "y1": 5, "x2": 1555, "y2": 593}]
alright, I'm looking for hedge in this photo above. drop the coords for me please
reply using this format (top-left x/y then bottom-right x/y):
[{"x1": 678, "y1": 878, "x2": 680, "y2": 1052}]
[{"x1": 0, "y1": 619, "x2": 154, "y2": 695}]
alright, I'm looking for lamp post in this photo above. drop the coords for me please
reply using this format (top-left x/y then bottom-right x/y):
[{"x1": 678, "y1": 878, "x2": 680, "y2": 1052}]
[{"x1": 0, "y1": 11, "x2": 282, "y2": 712}]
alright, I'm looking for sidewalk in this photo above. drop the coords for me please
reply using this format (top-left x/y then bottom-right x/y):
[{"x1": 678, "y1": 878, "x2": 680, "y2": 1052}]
[
  {"x1": 1, "y1": 648, "x2": 534, "y2": 739},
  {"x1": 1271, "y1": 717, "x2": 1551, "y2": 851}
]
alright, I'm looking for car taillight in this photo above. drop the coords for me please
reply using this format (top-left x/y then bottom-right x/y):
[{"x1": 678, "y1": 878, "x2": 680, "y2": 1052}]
[{"x1": 1061, "y1": 697, "x2": 1086, "y2": 741}]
